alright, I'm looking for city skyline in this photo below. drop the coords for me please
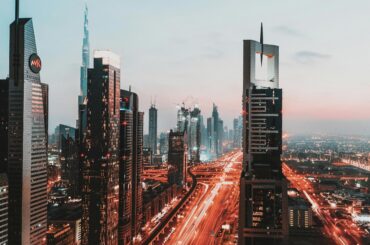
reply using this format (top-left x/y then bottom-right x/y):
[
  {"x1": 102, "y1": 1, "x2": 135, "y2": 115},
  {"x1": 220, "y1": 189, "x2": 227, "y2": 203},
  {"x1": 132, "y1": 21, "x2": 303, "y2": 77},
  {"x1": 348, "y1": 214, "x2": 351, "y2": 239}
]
[
  {"x1": 2, "y1": 0, "x2": 370, "y2": 135},
  {"x1": 1, "y1": 1, "x2": 370, "y2": 245}
]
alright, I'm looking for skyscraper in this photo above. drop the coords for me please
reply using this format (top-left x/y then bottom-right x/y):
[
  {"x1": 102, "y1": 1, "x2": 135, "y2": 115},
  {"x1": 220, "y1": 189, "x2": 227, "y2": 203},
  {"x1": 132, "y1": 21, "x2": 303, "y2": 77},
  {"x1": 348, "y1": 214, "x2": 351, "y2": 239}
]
[
  {"x1": 8, "y1": 2, "x2": 48, "y2": 243},
  {"x1": 212, "y1": 104, "x2": 220, "y2": 156},
  {"x1": 188, "y1": 107, "x2": 201, "y2": 163},
  {"x1": 81, "y1": 51, "x2": 120, "y2": 244},
  {"x1": 119, "y1": 89, "x2": 144, "y2": 244},
  {"x1": 233, "y1": 116, "x2": 242, "y2": 148},
  {"x1": 78, "y1": 4, "x2": 90, "y2": 197},
  {"x1": 148, "y1": 104, "x2": 158, "y2": 154},
  {"x1": 176, "y1": 105, "x2": 189, "y2": 133},
  {"x1": 239, "y1": 25, "x2": 288, "y2": 245},
  {"x1": 168, "y1": 130, "x2": 188, "y2": 188}
]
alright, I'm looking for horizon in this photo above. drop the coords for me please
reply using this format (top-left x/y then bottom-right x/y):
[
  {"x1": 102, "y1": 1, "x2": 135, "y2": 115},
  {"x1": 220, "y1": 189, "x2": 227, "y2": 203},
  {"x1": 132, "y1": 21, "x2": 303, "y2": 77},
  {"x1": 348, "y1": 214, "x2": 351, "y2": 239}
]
[{"x1": 1, "y1": 0, "x2": 370, "y2": 135}]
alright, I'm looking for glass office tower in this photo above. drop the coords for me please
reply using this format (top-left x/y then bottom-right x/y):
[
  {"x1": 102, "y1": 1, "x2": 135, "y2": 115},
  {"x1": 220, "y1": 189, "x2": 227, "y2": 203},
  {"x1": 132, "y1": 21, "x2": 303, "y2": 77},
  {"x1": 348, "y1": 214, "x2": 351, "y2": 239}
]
[
  {"x1": 81, "y1": 51, "x2": 120, "y2": 245},
  {"x1": 8, "y1": 17, "x2": 48, "y2": 244},
  {"x1": 119, "y1": 89, "x2": 144, "y2": 244}
]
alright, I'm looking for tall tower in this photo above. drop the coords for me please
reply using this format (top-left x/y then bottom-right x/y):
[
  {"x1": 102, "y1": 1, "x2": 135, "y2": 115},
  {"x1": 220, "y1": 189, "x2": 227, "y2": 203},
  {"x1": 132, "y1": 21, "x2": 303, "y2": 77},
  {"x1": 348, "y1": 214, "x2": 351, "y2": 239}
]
[
  {"x1": 81, "y1": 51, "x2": 120, "y2": 245},
  {"x1": 8, "y1": 1, "x2": 48, "y2": 244},
  {"x1": 77, "y1": 2, "x2": 90, "y2": 198},
  {"x1": 239, "y1": 24, "x2": 288, "y2": 245},
  {"x1": 148, "y1": 104, "x2": 158, "y2": 154},
  {"x1": 212, "y1": 104, "x2": 219, "y2": 156},
  {"x1": 119, "y1": 89, "x2": 144, "y2": 244}
]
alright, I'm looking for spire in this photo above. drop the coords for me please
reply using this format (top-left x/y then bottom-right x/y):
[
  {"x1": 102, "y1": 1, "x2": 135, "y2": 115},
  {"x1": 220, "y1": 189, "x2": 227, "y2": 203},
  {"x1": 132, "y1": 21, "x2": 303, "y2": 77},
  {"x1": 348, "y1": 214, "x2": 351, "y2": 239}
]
[
  {"x1": 260, "y1": 22, "x2": 264, "y2": 66},
  {"x1": 80, "y1": 2, "x2": 90, "y2": 101},
  {"x1": 82, "y1": 2, "x2": 90, "y2": 68}
]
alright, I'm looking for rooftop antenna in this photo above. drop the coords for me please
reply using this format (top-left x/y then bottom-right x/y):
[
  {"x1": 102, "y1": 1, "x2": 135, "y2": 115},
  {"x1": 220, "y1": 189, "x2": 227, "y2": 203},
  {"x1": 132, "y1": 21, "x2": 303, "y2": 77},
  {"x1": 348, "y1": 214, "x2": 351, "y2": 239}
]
[
  {"x1": 129, "y1": 85, "x2": 131, "y2": 92},
  {"x1": 15, "y1": 0, "x2": 19, "y2": 22},
  {"x1": 260, "y1": 22, "x2": 264, "y2": 66}
]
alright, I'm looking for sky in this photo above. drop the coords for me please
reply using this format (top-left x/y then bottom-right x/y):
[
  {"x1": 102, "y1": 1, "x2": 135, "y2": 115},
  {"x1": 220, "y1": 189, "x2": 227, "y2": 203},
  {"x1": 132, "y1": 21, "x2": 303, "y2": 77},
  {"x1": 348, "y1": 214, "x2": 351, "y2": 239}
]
[{"x1": 1, "y1": 0, "x2": 370, "y2": 135}]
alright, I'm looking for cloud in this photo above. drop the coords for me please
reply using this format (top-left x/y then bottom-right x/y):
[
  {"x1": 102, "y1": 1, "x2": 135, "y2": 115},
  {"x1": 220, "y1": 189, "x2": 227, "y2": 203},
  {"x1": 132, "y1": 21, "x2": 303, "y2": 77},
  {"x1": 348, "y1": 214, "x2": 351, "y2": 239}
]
[
  {"x1": 274, "y1": 25, "x2": 305, "y2": 38},
  {"x1": 294, "y1": 51, "x2": 331, "y2": 64}
]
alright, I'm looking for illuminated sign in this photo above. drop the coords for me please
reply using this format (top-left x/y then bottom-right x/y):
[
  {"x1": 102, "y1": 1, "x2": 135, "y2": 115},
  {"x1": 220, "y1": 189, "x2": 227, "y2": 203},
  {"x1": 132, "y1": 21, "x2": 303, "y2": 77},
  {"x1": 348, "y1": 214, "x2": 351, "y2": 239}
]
[{"x1": 29, "y1": 53, "x2": 42, "y2": 74}]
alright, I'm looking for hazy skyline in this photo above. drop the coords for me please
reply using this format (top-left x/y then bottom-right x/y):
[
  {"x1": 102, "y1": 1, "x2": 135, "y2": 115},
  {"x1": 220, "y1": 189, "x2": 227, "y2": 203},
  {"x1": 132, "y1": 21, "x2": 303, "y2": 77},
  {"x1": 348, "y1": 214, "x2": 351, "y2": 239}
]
[{"x1": 1, "y1": 0, "x2": 370, "y2": 135}]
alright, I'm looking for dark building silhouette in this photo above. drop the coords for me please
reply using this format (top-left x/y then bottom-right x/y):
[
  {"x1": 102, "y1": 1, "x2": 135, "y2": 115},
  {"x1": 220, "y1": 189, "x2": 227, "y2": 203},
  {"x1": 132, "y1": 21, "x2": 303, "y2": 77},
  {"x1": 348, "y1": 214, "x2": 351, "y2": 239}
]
[
  {"x1": 168, "y1": 130, "x2": 188, "y2": 187},
  {"x1": 81, "y1": 51, "x2": 121, "y2": 245},
  {"x1": 0, "y1": 79, "x2": 8, "y2": 173},
  {"x1": 8, "y1": 4, "x2": 48, "y2": 243},
  {"x1": 56, "y1": 125, "x2": 79, "y2": 197},
  {"x1": 148, "y1": 104, "x2": 158, "y2": 155},
  {"x1": 119, "y1": 89, "x2": 144, "y2": 244},
  {"x1": 239, "y1": 26, "x2": 288, "y2": 245}
]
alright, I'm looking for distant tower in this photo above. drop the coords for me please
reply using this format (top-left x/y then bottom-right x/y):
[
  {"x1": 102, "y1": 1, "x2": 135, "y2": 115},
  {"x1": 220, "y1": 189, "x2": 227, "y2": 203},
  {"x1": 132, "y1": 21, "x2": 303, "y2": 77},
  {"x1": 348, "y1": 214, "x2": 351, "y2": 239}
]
[
  {"x1": 81, "y1": 51, "x2": 121, "y2": 244},
  {"x1": 239, "y1": 24, "x2": 288, "y2": 245},
  {"x1": 7, "y1": 0, "x2": 48, "y2": 243},
  {"x1": 148, "y1": 103, "x2": 158, "y2": 154},
  {"x1": 212, "y1": 104, "x2": 220, "y2": 156}
]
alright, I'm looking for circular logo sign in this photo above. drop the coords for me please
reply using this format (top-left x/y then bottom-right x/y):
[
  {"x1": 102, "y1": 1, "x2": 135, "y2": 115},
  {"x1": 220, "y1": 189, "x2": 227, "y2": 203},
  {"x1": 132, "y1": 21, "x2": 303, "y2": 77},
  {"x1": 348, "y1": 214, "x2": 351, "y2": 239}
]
[{"x1": 29, "y1": 53, "x2": 42, "y2": 74}]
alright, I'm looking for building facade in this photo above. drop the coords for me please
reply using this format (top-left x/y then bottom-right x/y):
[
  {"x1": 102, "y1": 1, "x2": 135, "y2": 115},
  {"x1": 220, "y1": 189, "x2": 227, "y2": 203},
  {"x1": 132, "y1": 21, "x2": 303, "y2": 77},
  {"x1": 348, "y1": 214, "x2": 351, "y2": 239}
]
[
  {"x1": 8, "y1": 16, "x2": 48, "y2": 244},
  {"x1": 239, "y1": 28, "x2": 288, "y2": 245},
  {"x1": 81, "y1": 51, "x2": 120, "y2": 244}
]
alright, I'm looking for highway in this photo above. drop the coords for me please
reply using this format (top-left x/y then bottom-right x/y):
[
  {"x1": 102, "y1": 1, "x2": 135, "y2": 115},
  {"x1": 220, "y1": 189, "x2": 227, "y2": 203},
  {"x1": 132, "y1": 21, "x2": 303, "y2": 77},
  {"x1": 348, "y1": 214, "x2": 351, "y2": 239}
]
[{"x1": 166, "y1": 151, "x2": 242, "y2": 245}]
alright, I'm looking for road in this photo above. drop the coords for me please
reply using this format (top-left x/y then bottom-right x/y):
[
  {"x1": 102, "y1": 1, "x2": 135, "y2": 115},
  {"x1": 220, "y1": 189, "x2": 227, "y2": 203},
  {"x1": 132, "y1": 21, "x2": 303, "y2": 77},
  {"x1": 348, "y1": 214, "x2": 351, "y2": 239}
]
[{"x1": 166, "y1": 151, "x2": 242, "y2": 245}]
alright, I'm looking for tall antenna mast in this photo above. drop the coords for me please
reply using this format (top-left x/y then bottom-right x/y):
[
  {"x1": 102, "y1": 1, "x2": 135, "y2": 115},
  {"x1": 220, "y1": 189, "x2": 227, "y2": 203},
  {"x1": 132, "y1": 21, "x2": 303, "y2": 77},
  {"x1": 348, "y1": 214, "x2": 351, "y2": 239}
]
[{"x1": 15, "y1": 0, "x2": 19, "y2": 22}]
